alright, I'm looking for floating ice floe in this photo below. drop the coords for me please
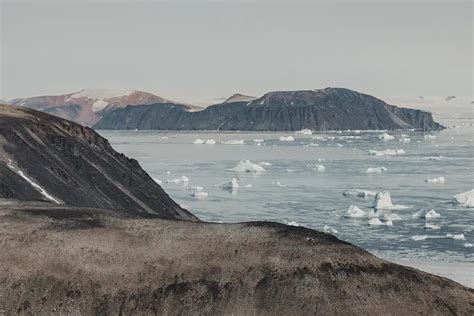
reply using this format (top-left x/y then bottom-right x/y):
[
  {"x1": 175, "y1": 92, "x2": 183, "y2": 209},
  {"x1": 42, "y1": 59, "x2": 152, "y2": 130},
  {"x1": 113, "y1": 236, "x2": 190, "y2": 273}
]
[
  {"x1": 366, "y1": 166, "x2": 387, "y2": 173},
  {"x1": 323, "y1": 225, "x2": 338, "y2": 234},
  {"x1": 369, "y1": 149, "x2": 405, "y2": 156},
  {"x1": 273, "y1": 181, "x2": 286, "y2": 188},
  {"x1": 193, "y1": 138, "x2": 205, "y2": 144},
  {"x1": 167, "y1": 175, "x2": 190, "y2": 184},
  {"x1": 232, "y1": 160, "x2": 265, "y2": 173},
  {"x1": 411, "y1": 235, "x2": 436, "y2": 241},
  {"x1": 378, "y1": 132, "x2": 395, "y2": 141},
  {"x1": 308, "y1": 143, "x2": 319, "y2": 147},
  {"x1": 424, "y1": 135, "x2": 437, "y2": 139},
  {"x1": 421, "y1": 156, "x2": 443, "y2": 161},
  {"x1": 189, "y1": 185, "x2": 204, "y2": 192},
  {"x1": 279, "y1": 136, "x2": 295, "y2": 142},
  {"x1": 295, "y1": 129, "x2": 312, "y2": 135},
  {"x1": 381, "y1": 213, "x2": 402, "y2": 221},
  {"x1": 446, "y1": 233, "x2": 465, "y2": 240},
  {"x1": 314, "y1": 164, "x2": 326, "y2": 172},
  {"x1": 368, "y1": 218, "x2": 393, "y2": 226},
  {"x1": 336, "y1": 143, "x2": 344, "y2": 148},
  {"x1": 192, "y1": 191, "x2": 208, "y2": 199},
  {"x1": 411, "y1": 209, "x2": 441, "y2": 219},
  {"x1": 153, "y1": 178, "x2": 163, "y2": 185},
  {"x1": 219, "y1": 178, "x2": 240, "y2": 191},
  {"x1": 253, "y1": 139, "x2": 264, "y2": 143},
  {"x1": 425, "y1": 176, "x2": 445, "y2": 184},
  {"x1": 258, "y1": 161, "x2": 272, "y2": 167},
  {"x1": 342, "y1": 189, "x2": 377, "y2": 199},
  {"x1": 453, "y1": 189, "x2": 474, "y2": 208},
  {"x1": 398, "y1": 137, "x2": 411, "y2": 143},
  {"x1": 222, "y1": 139, "x2": 245, "y2": 145},
  {"x1": 344, "y1": 205, "x2": 376, "y2": 218},
  {"x1": 205, "y1": 139, "x2": 216, "y2": 145},
  {"x1": 287, "y1": 220, "x2": 300, "y2": 226},
  {"x1": 286, "y1": 169, "x2": 294, "y2": 173},
  {"x1": 464, "y1": 243, "x2": 473, "y2": 248},
  {"x1": 373, "y1": 191, "x2": 409, "y2": 210},
  {"x1": 424, "y1": 223, "x2": 441, "y2": 230}
]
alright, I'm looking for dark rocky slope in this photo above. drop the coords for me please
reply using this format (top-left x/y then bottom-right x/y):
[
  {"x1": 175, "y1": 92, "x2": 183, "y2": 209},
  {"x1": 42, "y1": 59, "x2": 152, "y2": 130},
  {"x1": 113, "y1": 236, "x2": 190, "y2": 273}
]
[
  {"x1": 0, "y1": 104, "x2": 195, "y2": 220},
  {"x1": 0, "y1": 203, "x2": 472, "y2": 315},
  {"x1": 94, "y1": 88, "x2": 443, "y2": 131}
]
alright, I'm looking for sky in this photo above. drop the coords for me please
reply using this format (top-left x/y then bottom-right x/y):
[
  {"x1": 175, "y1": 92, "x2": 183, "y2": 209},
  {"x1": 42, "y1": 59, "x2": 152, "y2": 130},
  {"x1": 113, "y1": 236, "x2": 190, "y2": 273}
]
[{"x1": 1, "y1": 0, "x2": 472, "y2": 104}]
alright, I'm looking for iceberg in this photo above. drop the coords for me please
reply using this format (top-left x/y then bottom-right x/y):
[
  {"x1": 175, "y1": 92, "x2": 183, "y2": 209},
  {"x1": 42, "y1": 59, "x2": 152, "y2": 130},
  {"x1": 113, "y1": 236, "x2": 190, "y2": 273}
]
[
  {"x1": 287, "y1": 220, "x2": 300, "y2": 227},
  {"x1": 193, "y1": 138, "x2": 205, "y2": 144},
  {"x1": 189, "y1": 185, "x2": 204, "y2": 192},
  {"x1": 308, "y1": 143, "x2": 319, "y2": 147},
  {"x1": 366, "y1": 166, "x2": 387, "y2": 173},
  {"x1": 336, "y1": 143, "x2": 344, "y2": 148},
  {"x1": 314, "y1": 164, "x2": 326, "y2": 172},
  {"x1": 368, "y1": 218, "x2": 393, "y2": 226},
  {"x1": 258, "y1": 161, "x2": 272, "y2": 167},
  {"x1": 205, "y1": 139, "x2": 216, "y2": 145},
  {"x1": 342, "y1": 189, "x2": 376, "y2": 199},
  {"x1": 279, "y1": 136, "x2": 295, "y2": 142},
  {"x1": 381, "y1": 213, "x2": 402, "y2": 221},
  {"x1": 424, "y1": 223, "x2": 440, "y2": 230},
  {"x1": 378, "y1": 132, "x2": 395, "y2": 141},
  {"x1": 253, "y1": 139, "x2": 264, "y2": 143},
  {"x1": 373, "y1": 191, "x2": 409, "y2": 210},
  {"x1": 368, "y1": 149, "x2": 405, "y2": 156},
  {"x1": 453, "y1": 189, "x2": 474, "y2": 208},
  {"x1": 424, "y1": 135, "x2": 437, "y2": 139},
  {"x1": 219, "y1": 178, "x2": 240, "y2": 191},
  {"x1": 295, "y1": 129, "x2": 312, "y2": 135},
  {"x1": 345, "y1": 205, "x2": 369, "y2": 218},
  {"x1": 323, "y1": 225, "x2": 338, "y2": 234},
  {"x1": 398, "y1": 137, "x2": 411, "y2": 143},
  {"x1": 446, "y1": 233, "x2": 465, "y2": 240},
  {"x1": 192, "y1": 191, "x2": 208, "y2": 199},
  {"x1": 411, "y1": 209, "x2": 441, "y2": 220},
  {"x1": 464, "y1": 243, "x2": 473, "y2": 248},
  {"x1": 232, "y1": 160, "x2": 265, "y2": 173},
  {"x1": 167, "y1": 175, "x2": 189, "y2": 184},
  {"x1": 273, "y1": 181, "x2": 286, "y2": 188},
  {"x1": 425, "y1": 177, "x2": 445, "y2": 184},
  {"x1": 422, "y1": 156, "x2": 443, "y2": 161},
  {"x1": 222, "y1": 139, "x2": 245, "y2": 145}
]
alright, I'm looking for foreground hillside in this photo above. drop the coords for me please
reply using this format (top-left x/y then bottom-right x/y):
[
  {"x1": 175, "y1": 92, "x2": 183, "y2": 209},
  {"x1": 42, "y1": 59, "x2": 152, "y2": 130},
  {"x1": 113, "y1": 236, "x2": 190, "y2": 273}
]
[
  {"x1": 0, "y1": 104, "x2": 195, "y2": 220},
  {"x1": 94, "y1": 88, "x2": 443, "y2": 131},
  {"x1": 0, "y1": 202, "x2": 472, "y2": 315}
]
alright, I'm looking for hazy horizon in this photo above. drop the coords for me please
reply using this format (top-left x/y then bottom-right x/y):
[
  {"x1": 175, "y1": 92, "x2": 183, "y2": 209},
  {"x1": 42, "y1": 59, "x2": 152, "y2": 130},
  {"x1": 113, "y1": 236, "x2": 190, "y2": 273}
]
[{"x1": 1, "y1": 0, "x2": 472, "y2": 104}]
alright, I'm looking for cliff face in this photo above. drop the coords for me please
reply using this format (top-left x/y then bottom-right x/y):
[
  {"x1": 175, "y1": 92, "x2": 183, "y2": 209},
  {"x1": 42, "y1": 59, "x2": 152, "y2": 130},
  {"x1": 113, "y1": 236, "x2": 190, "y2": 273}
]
[
  {"x1": 0, "y1": 104, "x2": 196, "y2": 220},
  {"x1": 94, "y1": 88, "x2": 443, "y2": 131}
]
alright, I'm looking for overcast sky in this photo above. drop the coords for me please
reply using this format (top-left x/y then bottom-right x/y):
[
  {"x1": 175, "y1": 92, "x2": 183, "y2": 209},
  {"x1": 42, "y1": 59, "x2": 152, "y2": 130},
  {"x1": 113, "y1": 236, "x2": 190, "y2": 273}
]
[{"x1": 1, "y1": 0, "x2": 472, "y2": 103}]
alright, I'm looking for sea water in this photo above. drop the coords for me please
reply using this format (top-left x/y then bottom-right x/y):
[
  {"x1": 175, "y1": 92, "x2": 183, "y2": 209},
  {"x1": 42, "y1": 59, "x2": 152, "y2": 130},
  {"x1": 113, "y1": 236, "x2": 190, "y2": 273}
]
[{"x1": 98, "y1": 121, "x2": 473, "y2": 264}]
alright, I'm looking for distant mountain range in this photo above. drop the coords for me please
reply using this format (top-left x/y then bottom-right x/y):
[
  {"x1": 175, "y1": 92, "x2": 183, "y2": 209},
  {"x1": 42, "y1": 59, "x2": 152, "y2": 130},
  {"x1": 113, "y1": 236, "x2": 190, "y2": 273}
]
[
  {"x1": 9, "y1": 89, "x2": 200, "y2": 126},
  {"x1": 7, "y1": 88, "x2": 444, "y2": 131},
  {"x1": 94, "y1": 88, "x2": 444, "y2": 131}
]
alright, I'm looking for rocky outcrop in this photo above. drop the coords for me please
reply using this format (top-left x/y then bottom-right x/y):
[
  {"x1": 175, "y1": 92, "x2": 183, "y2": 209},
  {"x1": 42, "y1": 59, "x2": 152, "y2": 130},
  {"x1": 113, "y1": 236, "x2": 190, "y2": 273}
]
[
  {"x1": 0, "y1": 203, "x2": 472, "y2": 315},
  {"x1": 0, "y1": 103, "x2": 196, "y2": 220},
  {"x1": 10, "y1": 89, "x2": 198, "y2": 126},
  {"x1": 94, "y1": 88, "x2": 444, "y2": 131}
]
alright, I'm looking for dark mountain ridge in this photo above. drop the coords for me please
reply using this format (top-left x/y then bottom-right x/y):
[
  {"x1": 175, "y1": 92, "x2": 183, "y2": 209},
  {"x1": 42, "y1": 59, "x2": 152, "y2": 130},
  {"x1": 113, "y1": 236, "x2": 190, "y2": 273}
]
[{"x1": 94, "y1": 88, "x2": 444, "y2": 131}]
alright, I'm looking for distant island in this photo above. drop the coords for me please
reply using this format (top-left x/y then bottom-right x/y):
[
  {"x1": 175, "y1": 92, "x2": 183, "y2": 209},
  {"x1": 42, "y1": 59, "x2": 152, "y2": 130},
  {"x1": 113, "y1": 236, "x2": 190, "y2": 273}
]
[{"x1": 10, "y1": 87, "x2": 443, "y2": 131}]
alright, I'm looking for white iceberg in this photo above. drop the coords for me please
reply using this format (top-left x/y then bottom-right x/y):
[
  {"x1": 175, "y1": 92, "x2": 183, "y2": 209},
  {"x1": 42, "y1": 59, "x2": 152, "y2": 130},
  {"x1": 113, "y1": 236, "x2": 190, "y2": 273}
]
[
  {"x1": 378, "y1": 132, "x2": 395, "y2": 141},
  {"x1": 368, "y1": 218, "x2": 393, "y2": 226},
  {"x1": 411, "y1": 209, "x2": 441, "y2": 220},
  {"x1": 453, "y1": 189, "x2": 474, "y2": 208},
  {"x1": 424, "y1": 223, "x2": 440, "y2": 230},
  {"x1": 279, "y1": 136, "x2": 295, "y2": 142},
  {"x1": 336, "y1": 143, "x2": 344, "y2": 148},
  {"x1": 323, "y1": 225, "x2": 338, "y2": 234},
  {"x1": 287, "y1": 220, "x2": 300, "y2": 227},
  {"x1": 222, "y1": 139, "x2": 245, "y2": 145},
  {"x1": 424, "y1": 135, "x2": 437, "y2": 139},
  {"x1": 189, "y1": 185, "x2": 204, "y2": 192},
  {"x1": 253, "y1": 139, "x2": 264, "y2": 143},
  {"x1": 366, "y1": 166, "x2": 387, "y2": 173},
  {"x1": 344, "y1": 205, "x2": 371, "y2": 218},
  {"x1": 425, "y1": 177, "x2": 445, "y2": 184},
  {"x1": 273, "y1": 181, "x2": 286, "y2": 188},
  {"x1": 308, "y1": 143, "x2": 319, "y2": 147},
  {"x1": 398, "y1": 137, "x2": 411, "y2": 143},
  {"x1": 446, "y1": 233, "x2": 465, "y2": 240},
  {"x1": 192, "y1": 191, "x2": 208, "y2": 199},
  {"x1": 219, "y1": 178, "x2": 240, "y2": 191},
  {"x1": 205, "y1": 139, "x2": 216, "y2": 145},
  {"x1": 381, "y1": 213, "x2": 402, "y2": 221},
  {"x1": 422, "y1": 156, "x2": 443, "y2": 161},
  {"x1": 342, "y1": 189, "x2": 376, "y2": 199},
  {"x1": 295, "y1": 129, "x2": 312, "y2": 135},
  {"x1": 464, "y1": 243, "x2": 473, "y2": 248},
  {"x1": 258, "y1": 161, "x2": 272, "y2": 167},
  {"x1": 193, "y1": 138, "x2": 205, "y2": 144},
  {"x1": 314, "y1": 164, "x2": 326, "y2": 172},
  {"x1": 368, "y1": 149, "x2": 405, "y2": 156},
  {"x1": 232, "y1": 160, "x2": 265, "y2": 173},
  {"x1": 373, "y1": 191, "x2": 409, "y2": 210},
  {"x1": 167, "y1": 175, "x2": 190, "y2": 184}
]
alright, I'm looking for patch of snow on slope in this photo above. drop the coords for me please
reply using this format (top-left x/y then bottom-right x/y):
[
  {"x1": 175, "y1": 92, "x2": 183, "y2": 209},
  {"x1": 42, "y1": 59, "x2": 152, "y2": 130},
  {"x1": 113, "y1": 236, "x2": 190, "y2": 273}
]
[
  {"x1": 70, "y1": 89, "x2": 136, "y2": 100},
  {"x1": 92, "y1": 100, "x2": 109, "y2": 112},
  {"x1": 17, "y1": 171, "x2": 62, "y2": 204}
]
